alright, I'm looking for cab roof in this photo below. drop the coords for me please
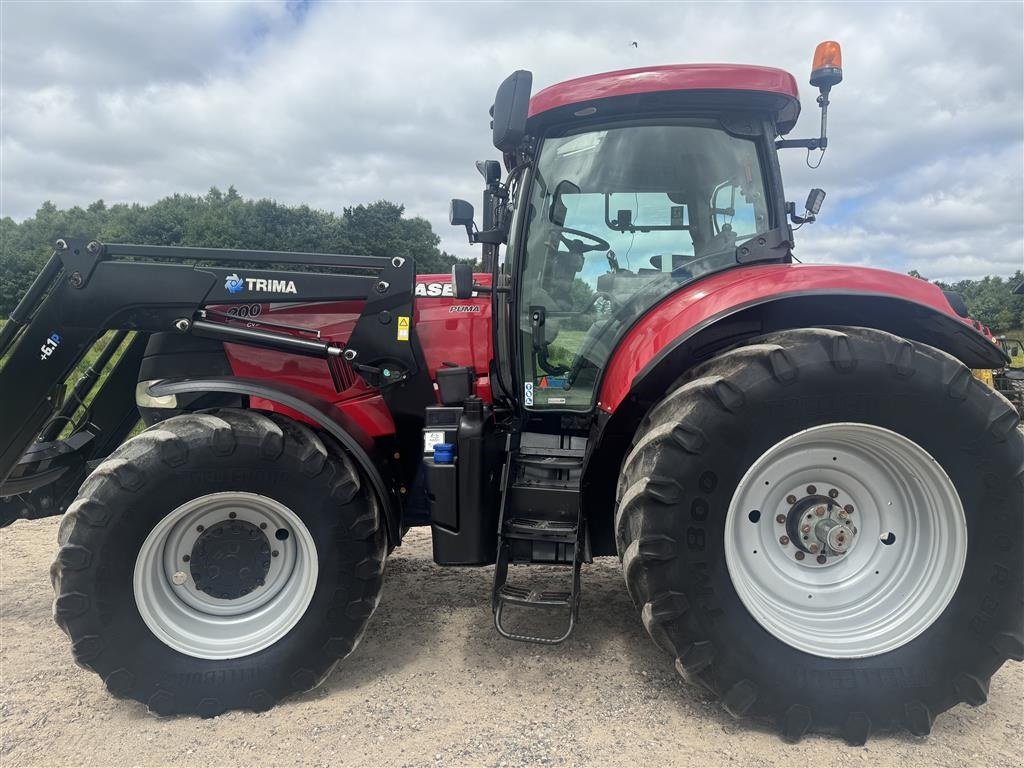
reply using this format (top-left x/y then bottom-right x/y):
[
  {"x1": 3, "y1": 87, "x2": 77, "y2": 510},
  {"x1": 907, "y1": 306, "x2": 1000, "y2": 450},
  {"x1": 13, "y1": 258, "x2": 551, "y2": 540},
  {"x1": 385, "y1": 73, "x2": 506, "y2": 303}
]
[{"x1": 528, "y1": 64, "x2": 802, "y2": 135}]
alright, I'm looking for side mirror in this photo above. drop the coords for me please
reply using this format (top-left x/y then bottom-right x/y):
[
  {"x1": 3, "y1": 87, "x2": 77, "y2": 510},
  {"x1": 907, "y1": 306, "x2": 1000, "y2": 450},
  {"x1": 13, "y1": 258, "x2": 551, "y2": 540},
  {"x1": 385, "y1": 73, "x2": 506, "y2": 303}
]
[
  {"x1": 805, "y1": 188, "x2": 826, "y2": 216},
  {"x1": 450, "y1": 198, "x2": 474, "y2": 227},
  {"x1": 491, "y1": 70, "x2": 532, "y2": 153},
  {"x1": 476, "y1": 160, "x2": 502, "y2": 185},
  {"x1": 550, "y1": 180, "x2": 580, "y2": 227},
  {"x1": 449, "y1": 198, "x2": 475, "y2": 242},
  {"x1": 452, "y1": 262, "x2": 474, "y2": 300}
]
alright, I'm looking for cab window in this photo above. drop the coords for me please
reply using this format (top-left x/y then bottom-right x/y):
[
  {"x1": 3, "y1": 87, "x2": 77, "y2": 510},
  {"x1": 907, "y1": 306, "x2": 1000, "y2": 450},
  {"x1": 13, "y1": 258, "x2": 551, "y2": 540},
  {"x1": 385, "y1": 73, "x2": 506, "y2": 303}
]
[{"x1": 517, "y1": 119, "x2": 771, "y2": 410}]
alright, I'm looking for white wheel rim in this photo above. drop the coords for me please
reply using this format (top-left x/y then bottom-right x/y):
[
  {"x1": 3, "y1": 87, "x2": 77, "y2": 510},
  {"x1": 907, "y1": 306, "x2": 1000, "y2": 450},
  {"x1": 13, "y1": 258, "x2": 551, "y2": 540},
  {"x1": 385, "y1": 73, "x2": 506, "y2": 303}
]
[
  {"x1": 725, "y1": 423, "x2": 967, "y2": 658},
  {"x1": 134, "y1": 492, "x2": 318, "y2": 659}
]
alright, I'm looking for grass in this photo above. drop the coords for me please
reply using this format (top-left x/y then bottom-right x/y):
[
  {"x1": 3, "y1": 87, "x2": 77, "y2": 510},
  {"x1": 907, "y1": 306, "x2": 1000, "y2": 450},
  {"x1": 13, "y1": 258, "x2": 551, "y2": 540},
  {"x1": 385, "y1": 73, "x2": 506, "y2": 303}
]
[
  {"x1": 546, "y1": 329, "x2": 586, "y2": 370},
  {"x1": 1, "y1": 319, "x2": 138, "y2": 439}
]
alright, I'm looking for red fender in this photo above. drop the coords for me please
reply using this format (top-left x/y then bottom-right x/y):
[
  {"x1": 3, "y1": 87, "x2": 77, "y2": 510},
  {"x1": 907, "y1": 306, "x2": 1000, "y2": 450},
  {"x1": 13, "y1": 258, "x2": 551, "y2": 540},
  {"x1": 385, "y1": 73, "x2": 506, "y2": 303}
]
[{"x1": 597, "y1": 263, "x2": 997, "y2": 415}]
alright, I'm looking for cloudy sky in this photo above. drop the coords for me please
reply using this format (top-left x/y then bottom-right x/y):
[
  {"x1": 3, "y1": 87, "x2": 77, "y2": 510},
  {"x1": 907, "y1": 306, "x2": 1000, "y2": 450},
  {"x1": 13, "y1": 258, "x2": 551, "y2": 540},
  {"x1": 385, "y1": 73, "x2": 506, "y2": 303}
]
[{"x1": 2, "y1": 1, "x2": 1022, "y2": 280}]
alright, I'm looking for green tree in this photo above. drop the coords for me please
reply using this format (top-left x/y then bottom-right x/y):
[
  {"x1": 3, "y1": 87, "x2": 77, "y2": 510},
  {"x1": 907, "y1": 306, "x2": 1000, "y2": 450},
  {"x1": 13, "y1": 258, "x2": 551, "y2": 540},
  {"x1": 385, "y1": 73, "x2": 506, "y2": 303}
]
[
  {"x1": 924, "y1": 271, "x2": 1024, "y2": 333},
  {"x1": 0, "y1": 189, "x2": 466, "y2": 315}
]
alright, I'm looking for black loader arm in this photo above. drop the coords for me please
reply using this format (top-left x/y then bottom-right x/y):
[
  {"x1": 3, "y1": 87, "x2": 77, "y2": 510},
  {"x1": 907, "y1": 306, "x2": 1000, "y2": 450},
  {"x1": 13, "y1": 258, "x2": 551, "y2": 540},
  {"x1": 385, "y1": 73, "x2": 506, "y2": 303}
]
[{"x1": 0, "y1": 237, "x2": 432, "y2": 523}]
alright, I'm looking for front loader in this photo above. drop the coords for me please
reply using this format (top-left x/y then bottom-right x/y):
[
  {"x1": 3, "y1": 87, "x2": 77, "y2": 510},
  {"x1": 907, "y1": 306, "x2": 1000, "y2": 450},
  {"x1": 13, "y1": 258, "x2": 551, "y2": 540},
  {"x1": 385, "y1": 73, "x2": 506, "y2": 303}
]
[{"x1": 2, "y1": 42, "x2": 1021, "y2": 743}]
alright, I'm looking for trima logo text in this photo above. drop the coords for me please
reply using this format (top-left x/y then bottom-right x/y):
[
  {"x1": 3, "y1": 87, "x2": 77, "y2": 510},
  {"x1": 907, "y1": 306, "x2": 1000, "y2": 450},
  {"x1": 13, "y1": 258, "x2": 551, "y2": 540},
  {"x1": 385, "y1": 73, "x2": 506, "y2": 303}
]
[{"x1": 224, "y1": 274, "x2": 298, "y2": 295}]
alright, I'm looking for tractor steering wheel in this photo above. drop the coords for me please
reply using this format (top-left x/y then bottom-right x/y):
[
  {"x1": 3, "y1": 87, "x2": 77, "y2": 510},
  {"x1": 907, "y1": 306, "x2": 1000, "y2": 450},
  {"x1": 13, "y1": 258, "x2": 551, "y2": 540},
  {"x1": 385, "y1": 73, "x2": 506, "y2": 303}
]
[{"x1": 559, "y1": 228, "x2": 610, "y2": 254}]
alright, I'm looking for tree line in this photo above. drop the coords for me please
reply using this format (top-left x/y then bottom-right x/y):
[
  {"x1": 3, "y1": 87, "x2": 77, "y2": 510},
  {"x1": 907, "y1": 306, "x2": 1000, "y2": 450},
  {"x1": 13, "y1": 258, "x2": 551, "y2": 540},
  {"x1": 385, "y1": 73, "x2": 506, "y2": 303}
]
[
  {"x1": 0, "y1": 187, "x2": 462, "y2": 316},
  {"x1": 2, "y1": 188, "x2": 1021, "y2": 334},
  {"x1": 910, "y1": 270, "x2": 1024, "y2": 334}
]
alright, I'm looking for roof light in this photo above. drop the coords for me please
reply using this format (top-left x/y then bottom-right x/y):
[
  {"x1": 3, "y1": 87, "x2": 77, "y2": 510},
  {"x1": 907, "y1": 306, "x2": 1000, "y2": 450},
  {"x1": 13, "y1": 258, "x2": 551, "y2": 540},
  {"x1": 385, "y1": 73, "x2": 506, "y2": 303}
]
[{"x1": 810, "y1": 41, "x2": 843, "y2": 89}]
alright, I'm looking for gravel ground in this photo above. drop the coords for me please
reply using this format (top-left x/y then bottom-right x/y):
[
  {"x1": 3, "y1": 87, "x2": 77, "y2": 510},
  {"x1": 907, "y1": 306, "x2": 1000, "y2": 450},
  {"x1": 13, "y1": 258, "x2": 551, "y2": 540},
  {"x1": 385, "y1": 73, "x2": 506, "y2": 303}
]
[{"x1": 2, "y1": 518, "x2": 1022, "y2": 767}]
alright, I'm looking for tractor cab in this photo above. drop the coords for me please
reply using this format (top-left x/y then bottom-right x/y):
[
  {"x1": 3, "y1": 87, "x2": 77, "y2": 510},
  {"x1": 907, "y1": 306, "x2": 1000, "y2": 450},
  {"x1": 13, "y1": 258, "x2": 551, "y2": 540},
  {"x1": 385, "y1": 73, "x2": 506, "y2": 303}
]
[
  {"x1": 513, "y1": 113, "x2": 775, "y2": 409},
  {"x1": 453, "y1": 53, "x2": 839, "y2": 415},
  {"x1": 446, "y1": 47, "x2": 845, "y2": 641}
]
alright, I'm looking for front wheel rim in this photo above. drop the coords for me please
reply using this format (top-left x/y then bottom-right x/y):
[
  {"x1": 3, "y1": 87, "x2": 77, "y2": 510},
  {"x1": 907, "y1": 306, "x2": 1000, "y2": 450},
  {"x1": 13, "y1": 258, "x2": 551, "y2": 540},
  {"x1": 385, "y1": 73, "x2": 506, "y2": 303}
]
[
  {"x1": 134, "y1": 492, "x2": 319, "y2": 660},
  {"x1": 725, "y1": 422, "x2": 967, "y2": 659}
]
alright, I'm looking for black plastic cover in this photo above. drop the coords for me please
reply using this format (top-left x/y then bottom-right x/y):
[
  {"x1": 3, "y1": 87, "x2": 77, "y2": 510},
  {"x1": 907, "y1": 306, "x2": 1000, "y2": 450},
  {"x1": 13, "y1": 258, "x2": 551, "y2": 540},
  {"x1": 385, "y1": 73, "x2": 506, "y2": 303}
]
[
  {"x1": 425, "y1": 460, "x2": 458, "y2": 531},
  {"x1": 436, "y1": 366, "x2": 474, "y2": 405}
]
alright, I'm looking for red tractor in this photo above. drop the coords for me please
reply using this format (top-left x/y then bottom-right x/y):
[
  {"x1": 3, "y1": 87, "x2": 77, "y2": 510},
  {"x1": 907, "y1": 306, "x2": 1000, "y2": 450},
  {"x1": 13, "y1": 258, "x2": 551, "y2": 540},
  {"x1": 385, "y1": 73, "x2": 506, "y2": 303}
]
[{"x1": 1, "y1": 42, "x2": 1020, "y2": 743}]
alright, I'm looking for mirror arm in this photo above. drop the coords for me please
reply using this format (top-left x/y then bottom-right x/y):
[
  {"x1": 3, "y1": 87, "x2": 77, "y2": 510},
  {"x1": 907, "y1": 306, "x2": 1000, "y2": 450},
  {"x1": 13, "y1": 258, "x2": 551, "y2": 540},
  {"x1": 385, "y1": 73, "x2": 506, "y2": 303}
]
[
  {"x1": 776, "y1": 136, "x2": 827, "y2": 150},
  {"x1": 776, "y1": 85, "x2": 832, "y2": 151},
  {"x1": 474, "y1": 228, "x2": 504, "y2": 245}
]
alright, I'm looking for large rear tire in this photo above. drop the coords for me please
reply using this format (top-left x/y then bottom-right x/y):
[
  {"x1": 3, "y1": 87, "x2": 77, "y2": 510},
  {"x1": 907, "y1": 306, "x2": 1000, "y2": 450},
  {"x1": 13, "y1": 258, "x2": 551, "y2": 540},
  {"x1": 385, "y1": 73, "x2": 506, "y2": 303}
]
[
  {"x1": 51, "y1": 408, "x2": 386, "y2": 716},
  {"x1": 616, "y1": 327, "x2": 1023, "y2": 742}
]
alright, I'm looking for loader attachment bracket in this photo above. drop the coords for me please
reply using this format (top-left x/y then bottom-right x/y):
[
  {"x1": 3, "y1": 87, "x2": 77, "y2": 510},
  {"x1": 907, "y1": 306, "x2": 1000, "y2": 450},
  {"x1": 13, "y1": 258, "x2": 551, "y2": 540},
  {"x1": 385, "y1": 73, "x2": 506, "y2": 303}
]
[{"x1": 0, "y1": 238, "x2": 429, "y2": 506}]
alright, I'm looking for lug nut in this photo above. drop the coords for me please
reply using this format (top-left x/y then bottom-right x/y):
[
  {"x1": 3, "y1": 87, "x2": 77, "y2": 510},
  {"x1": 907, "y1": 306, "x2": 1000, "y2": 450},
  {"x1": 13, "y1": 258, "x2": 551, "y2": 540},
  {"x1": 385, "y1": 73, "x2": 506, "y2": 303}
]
[
  {"x1": 844, "y1": 504, "x2": 854, "y2": 513},
  {"x1": 786, "y1": 495, "x2": 797, "y2": 505},
  {"x1": 776, "y1": 514, "x2": 787, "y2": 524},
  {"x1": 816, "y1": 554, "x2": 827, "y2": 564},
  {"x1": 260, "y1": 522, "x2": 267, "y2": 529},
  {"x1": 272, "y1": 550, "x2": 279, "y2": 558},
  {"x1": 779, "y1": 535, "x2": 790, "y2": 545},
  {"x1": 196, "y1": 525, "x2": 204, "y2": 532},
  {"x1": 795, "y1": 551, "x2": 805, "y2": 561},
  {"x1": 171, "y1": 571, "x2": 187, "y2": 586},
  {"x1": 801, "y1": 523, "x2": 811, "y2": 534},
  {"x1": 809, "y1": 543, "x2": 820, "y2": 554},
  {"x1": 182, "y1": 554, "x2": 190, "y2": 562},
  {"x1": 806, "y1": 485, "x2": 817, "y2": 495},
  {"x1": 828, "y1": 488, "x2": 839, "y2": 498},
  {"x1": 814, "y1": 506, "x2": 826, "y2": 517}
]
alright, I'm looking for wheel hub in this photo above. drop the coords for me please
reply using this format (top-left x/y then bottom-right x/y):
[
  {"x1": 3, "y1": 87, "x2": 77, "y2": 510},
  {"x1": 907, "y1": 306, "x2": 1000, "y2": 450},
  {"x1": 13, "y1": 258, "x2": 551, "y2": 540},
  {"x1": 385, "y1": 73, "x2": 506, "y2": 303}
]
[
  {"x1": 783, "y1": 493, "x2": 858, "y2": 563},
  {"x1": 189, "y1": 519, "x2": 272, "y2": 599}
]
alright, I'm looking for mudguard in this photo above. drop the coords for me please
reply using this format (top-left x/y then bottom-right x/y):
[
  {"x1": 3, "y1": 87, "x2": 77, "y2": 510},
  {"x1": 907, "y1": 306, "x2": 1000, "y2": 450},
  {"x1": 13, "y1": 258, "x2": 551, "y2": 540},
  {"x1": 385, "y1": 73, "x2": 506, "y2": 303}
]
[
  {"x1": 148, "y1": 377, "x2": 402, "y2": 547},
  {"x1": 597, "y1": 263, "x2": 1005, "y2": 414}
]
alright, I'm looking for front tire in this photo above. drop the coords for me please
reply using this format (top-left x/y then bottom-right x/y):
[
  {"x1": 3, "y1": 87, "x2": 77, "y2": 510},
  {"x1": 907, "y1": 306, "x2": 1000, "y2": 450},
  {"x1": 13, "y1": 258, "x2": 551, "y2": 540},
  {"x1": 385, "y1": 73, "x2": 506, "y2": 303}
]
[
  {"x1": 616, "y1": 327, "x2": 1023, "y2": 743},
  {"x1": 51, "y1": 408, "x2": 386, "y2": 716}
]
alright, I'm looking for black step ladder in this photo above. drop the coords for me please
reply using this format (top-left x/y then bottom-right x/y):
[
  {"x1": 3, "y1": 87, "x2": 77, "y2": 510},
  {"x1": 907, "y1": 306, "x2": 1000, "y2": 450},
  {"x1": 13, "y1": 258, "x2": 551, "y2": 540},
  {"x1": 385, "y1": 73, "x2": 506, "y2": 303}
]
[{"x1": 491, "y1": 440, "x2": 586, "y2": 645}]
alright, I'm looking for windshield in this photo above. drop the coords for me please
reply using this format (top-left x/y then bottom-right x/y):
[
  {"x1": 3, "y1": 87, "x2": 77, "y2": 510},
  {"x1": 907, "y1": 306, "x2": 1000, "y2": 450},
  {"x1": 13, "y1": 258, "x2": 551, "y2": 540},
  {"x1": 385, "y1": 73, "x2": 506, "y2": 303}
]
[{"x1": 517, "y1": 119, "x2": 771, "y2": 410}]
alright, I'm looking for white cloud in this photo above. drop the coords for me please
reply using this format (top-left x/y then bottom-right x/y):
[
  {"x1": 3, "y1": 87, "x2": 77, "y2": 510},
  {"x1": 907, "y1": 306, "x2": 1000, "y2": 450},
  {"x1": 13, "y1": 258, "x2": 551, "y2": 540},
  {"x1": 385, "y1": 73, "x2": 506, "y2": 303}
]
[{"x1": 1, "y1": 1, "x2": 1021, "y2": 280}]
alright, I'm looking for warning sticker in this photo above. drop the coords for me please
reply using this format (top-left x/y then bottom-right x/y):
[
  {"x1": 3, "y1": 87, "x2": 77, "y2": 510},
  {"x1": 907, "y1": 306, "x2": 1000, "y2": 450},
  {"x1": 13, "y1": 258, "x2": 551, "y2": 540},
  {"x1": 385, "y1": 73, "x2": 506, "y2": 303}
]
[
  {"x1": 397, "y1": 316, "x2": 410, "y2": 341},
  {"x1": 423, "y1": 430, "x2": 446, "y2": 453},
  {"x1": 538, "y1": 376, "x2": 567, "y2": 389},
  {"x1": 524, "y1": 382, "x2": 534, "y2": 406}
]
